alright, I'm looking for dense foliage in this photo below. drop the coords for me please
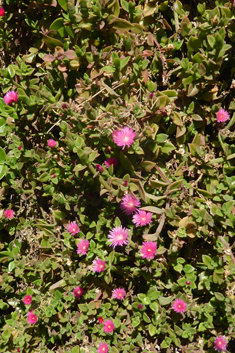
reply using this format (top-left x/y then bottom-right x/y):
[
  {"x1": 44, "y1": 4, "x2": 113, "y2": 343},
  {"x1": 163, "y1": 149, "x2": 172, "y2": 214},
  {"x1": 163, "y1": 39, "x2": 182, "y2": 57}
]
[{"x1": 1, "y1": 0, "x2": 235, "y2": 352}]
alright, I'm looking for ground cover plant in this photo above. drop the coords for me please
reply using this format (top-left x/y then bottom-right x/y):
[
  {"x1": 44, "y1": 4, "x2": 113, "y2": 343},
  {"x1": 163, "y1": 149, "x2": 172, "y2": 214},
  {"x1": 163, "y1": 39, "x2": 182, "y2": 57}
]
[{"x1": 1, "y1": 0, "x2": 235, "y2": 352}]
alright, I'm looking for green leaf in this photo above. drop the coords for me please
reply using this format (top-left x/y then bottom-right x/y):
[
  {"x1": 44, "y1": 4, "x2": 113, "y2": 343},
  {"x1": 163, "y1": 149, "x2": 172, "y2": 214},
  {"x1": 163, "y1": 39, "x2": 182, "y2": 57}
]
[
  {"x1": 140, "y1": 161, "x2": 156, "y2": 171},
  {"x1": 0, "y1": 147, "x2": 6, "y2": 161},
  {"x1": 181, "y1": 16, "x2": 191, "y2": 37},
  {"x1": 132, "y1": 317, "x2": 141, "y2": 327},
  {"x1": 155, "y1": 134, "x2": 168, "y2": 143},
  {"x1": 187, "y1": 36, "x2": 200, "y2": 53},
  {"x1": 143, "y1": 2, "x2": 158, "y2": 17},
  {"x1": 0, "y1": 299, "x2": 9, "y2": 310},
  {"x1": 7, "y1": 65, "x2": 15, "y2": 78},
  {"x1": 38, "y1": 172, "x2": 50, "y2": 183},
  {"x1": 120, "y1": 56, "x2": 130, "y2": 71},
  {"x1": 140, "y1": 206, "x2": 164, "y2": 214},
  {"x1": 161, "y1": 338, "x2": 172, "y2": 348},
  {"x1": 0, "y1": 165, "x2": 7, "y2": 180},
  {"x1": 42, "y1": 34, "x2": 64, "y2": 49},
  {"x1": 183, "y1": 264, "x2": 195, "y2": 274},
  {"x1": 161, "y1": 142, "x2": 176, "y2": 154},
  {"x1": 108, "y1": 15, "x2": 143, "y2": 34},
  {"x1": 202, "y1": 255, "x2": 212, "y2": 267},
  {"x1": 50, "y1": 18, "x2": 65, "y2": 37},
  {"x1": 149, "y1": 323, "x2": 156, "y2": 336},
  {"x1": 40, "y1": 236, "x2": 51, "y2": 249},
  {"x1": 119, "y1": 151, "x2": 134, "y2": 173},
  {"x1": 101, "y1": 66, "x2": 115, "y2": 73},
  {"x1": 158, "y1": 296, "x2": 173, "y2": 305},
  {"x1": 58, "y1": 0, "x2": 68, "y2": 11},
  {"x1": 214, "y1": 292, "x2": 225, "y2": 301},
  {"x1": 120, "y1": 0, "x2": 129, "y2": 12},
  {"x1": 71, "y1": 346, "x2": 80, "y2": 353}
]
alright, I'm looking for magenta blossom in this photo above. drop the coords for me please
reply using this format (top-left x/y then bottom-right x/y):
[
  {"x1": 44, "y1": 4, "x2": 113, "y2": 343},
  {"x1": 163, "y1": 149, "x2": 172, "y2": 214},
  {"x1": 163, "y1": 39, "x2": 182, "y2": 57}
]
[
  {"x1": 47, "y1": 139, "x2": 57, "y2": 148},
  {"x1": 77, "y1": 239, "x2": 90, "y2": 255},
  {"x1": 172, "y1": 298, "x2": 187, "y2": 314},
  {"x1": 66, "y1": 221, "x2": 80, "y2": 236},
  {"x1": 0, "y1": 7, "x2": 5, "y2": 16},
  {"x1": 92, "y1": 258, "x2": 106, "y2": 273},
  {"x1": 132, "y1": 210, "x2": 152, "y2": 227},
  {"x1": 4, "y1": 91, "x2": 18, "y2": 105},
  {"x1": 103, "y1": 319, "x2": 114, "y2": 334},
  {"x1": 112, "y1": 127, "x2": 136, "y2": 149},
  {"x1": 216, "y1": 108, "x2": 230, "y2": 123},
  {"x1": 120, "y1": 194, "x2": 140, "y2": 215},
  {"x1": 108, "y1": 226, "x2": 129, "y2": 248},
  {"x1": 123, "y1": 180, "x2": 128, "y2": 187},
  {"x1": 141, "y1": 241, "x2": 157, "y2": 260},
  {"x1": 23, "y1": 295, "x2": 32, "y2": 305},
  {"x1": 27, "y1": 311, "x2": 38, "y2": 324},
  {"x1": 214, "y1": 336, "x2": 227, "y2": 352},
  {"x1": 97, "y1": 342, "x2": 109, "y2": 353},
  {"x1": 4, "y1": 209, "x2": 14, "y2": 219},
  {"x1": 73, "y1": 286, "x2": 84, "y2": 299},
  {"x1": 112, "y1": 288, "x2": 126, "y2": 300},
  {"x1": 104, "y1": 157, "x2": 118, "y2": 168},
  {"x1": 96, "y1": 164, "x2": 104, "y2": 172}
]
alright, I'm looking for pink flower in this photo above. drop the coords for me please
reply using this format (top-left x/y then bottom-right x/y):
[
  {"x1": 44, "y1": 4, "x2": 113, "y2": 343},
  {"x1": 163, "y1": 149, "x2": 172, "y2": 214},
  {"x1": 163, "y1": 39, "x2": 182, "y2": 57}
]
[
  {"x1": 141, "y1": 241, "x2": 157, "y2": 259},
  {"x1": 96, "y1": 164, "x2": 104, "y2": 173},
  {"x1": 23, "y1": 295, "x2": 32, "y2": 305},
  {"x1": 18, "y1": 146, "x2": 22, "y2": 150},
  {"x1": 104, "y1": 157, "x2": 118, "y2": 168},
  {"x1": 120, "y1": 194, "x2": 140, "y2": 215},
  {"x1": 172, "y1": 298, "x2": 187, "y2": 314},
  {"x1": 112, "y1": 127, "x2": 136, "y2": 149},
  {"x1": 73, "y1": 286, "x2": 84, "y2": 299},
  {"x1": 51, "y1": 173, "x2": 56, "y2": 178},
  {"x1": 0, "y1": 7, "x2": 5, "y2": 16},
  {"x1": 27, "y1": 311, "x2": 38, "y2": 324},
  {"x1": 47, "y1": 139, "x2": 57, "y2": 148},
  {"x1": 186, "y1": 281, "x2": 191, "y2": 285},
  {"x1": 98, "y1": 317, "x2": 104, "y2": 323},
  {"x1": 108, "y1": 226, "x2": 129, "y2": 248},
  {"x1": 132, "y1": 210, "x2": 152, "y2": 227},
  {"x1": 66, "y1": 221, "x2": 80, "y2": 236},
  {"x1": 216, "y1": 108, "x2": 230, "y2": 123},
  {"x1": 112, "y1": 288, "x2": 126, "y2": 300},
  {"x1": 4, "y1": 91, "x2": 18, "y2": 105},
  {"x1": 92, "y1": 258, "x2": 106, "y2": 273},
  {"x1": 97, "y1": 342, "x2": 109, "y2": 353},
  {"x1": 123, "y1": 180, "x2": 128, "y2": 187},
  {"x1": 138, "y1": 304, "x2": 143, "y2": 309},
  {"x1": 4, "y1": 209, "x2": 14, "y2": 219},
  {"x1": 214, "y1": 336, "x2": 227, "y2": 352},
  {"x1": 103, "y1": 319, "x2": 114, "y2": 334},
  {"x1": 77, "y1": 239, "x2": 89, "y2": 255}
]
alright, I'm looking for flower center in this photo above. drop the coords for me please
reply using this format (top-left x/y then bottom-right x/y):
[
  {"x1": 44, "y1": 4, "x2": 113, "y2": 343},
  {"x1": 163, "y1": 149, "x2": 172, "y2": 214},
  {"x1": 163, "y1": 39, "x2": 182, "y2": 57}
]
[
  {"x1": 142, "y1": 217, "x2": 146, "y2": 221},
  {"x1": 72, "y1": 227, "x2": 76, "y2": 232},
  {"x1": 124, "y1": 136, "x2": 129, "y2": 142},
  {"x1": 117, "y1": 234, "x2": 124, "y2": 240}
]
